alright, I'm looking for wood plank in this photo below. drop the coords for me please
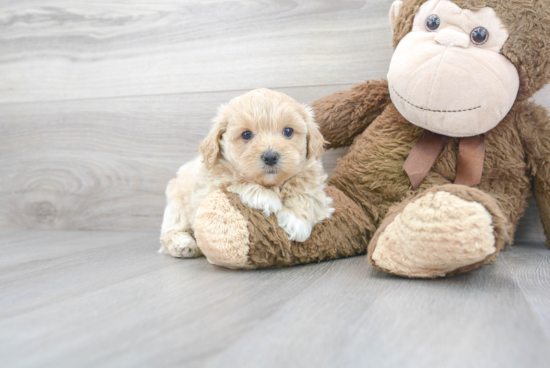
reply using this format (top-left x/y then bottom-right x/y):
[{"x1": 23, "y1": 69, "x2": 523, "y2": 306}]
[
  {"x1": 502, "y1": 241, "x2": 550, "y2": 335},
  {"x1": 2, "y1": 0, "x2": 549, "y2": 105},
  {"x1": 1, "y1": 0, "x2": 549, "y2": 237},
  {"x1": 515, "y1": 200, "x2": 546, "y2": 244},
  {"x1": 1, "y1": 83, "x2": 547, "y2": 240},
  {"x1": 2, "y1": 0, "x2": 548, "y2": 105},
  {"x1": 0, "y1": 85, "x2": 352, "y2": 230},
  {"x1": 1, "y1": 229, "x2": 549, "y2": 368},
  {"x1": 0, "y1": 0, "x2": 395, "y2": 103}
]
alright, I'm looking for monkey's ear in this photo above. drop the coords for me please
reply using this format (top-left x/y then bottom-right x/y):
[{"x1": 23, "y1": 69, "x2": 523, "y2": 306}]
[
  {"x1": 389, "y1": 1, "x2": 403, "y2": 33},
  {"x1": 303, "y1": 106, "x2": 328, "y2": 160},
  {"x1": 199, "y1": 112, "x2": 228, "y2": 169}
]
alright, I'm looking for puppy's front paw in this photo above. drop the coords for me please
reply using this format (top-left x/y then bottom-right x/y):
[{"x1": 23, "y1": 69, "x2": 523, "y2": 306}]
[
  {"x1": 159, "y1": 231, "x2": 202, "y2": 258},
  {"x1": 277, "y1": 211, "x2": 313, "y2": 243},
  {"x1": 252, "y1": 196, "x2": 283, "y2": 217},
  {"x1": 228, "y1": 184, "x2": 282, "y2": 216}
]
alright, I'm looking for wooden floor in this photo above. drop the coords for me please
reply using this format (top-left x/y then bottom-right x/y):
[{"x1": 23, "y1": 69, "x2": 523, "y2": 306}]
[
  {"x1": 2, "y1": 1, "x2": 550, "y2": 367},
  {"x1": 1, "y1": 228, "x2": 549, "y2": 368},
  {"x1": 2, "y1": 0, "x2": 549, "y2": 231}
]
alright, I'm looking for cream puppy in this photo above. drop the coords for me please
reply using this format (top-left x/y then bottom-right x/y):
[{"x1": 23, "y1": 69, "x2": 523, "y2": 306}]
[{"x1": 159, "y1": 88, "x2": 334, "y2": 258}]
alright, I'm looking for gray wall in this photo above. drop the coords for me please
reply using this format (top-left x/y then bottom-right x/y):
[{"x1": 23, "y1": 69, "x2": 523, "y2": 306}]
[{"x1": 0, "y1": 0, "x2": 548, "y2": 241}]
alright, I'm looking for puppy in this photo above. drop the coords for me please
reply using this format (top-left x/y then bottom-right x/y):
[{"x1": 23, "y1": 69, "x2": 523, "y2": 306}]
[{"x1": 159, "y1": 88, "x2": 334, "y2": 258}]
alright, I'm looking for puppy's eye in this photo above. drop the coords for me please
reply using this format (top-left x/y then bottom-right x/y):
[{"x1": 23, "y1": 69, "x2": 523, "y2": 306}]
[
  {"x1": 426, "y1": 14, "x2": 441, "y2": 32},
  {"x1": 282, "y1": 127, "x2": 294, "y2": 138},
  {"x1": 241, "y1": 131, "x2": 253, "y2": 141},
  {"x1": 470, "y1": 27, "x2": 489, "y2": 45}
]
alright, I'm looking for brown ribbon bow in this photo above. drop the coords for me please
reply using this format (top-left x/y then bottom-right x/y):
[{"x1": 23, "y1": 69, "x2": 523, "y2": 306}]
[{"x1": 403, "y1": 130, "x2": 486, "y2": 190}]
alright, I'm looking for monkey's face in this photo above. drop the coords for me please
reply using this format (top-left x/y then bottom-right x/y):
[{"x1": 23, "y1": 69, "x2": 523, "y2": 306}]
[{"x1": 387, "y1": 0, "x2": 520, "y2": 137}]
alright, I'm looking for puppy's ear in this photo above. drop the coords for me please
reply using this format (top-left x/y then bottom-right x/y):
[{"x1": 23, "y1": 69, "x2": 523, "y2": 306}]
[
  {"x1": 199, "y1": 111, "x2": 228, "y2": 169},
  {"x1": 303, "y1": 105, "x2": 327, "y2": 159}
]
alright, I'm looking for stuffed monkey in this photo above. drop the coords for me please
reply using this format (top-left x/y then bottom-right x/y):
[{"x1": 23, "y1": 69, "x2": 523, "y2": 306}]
[{"x1": 195, "y1": 0, "x2": 550, "y2": 278}]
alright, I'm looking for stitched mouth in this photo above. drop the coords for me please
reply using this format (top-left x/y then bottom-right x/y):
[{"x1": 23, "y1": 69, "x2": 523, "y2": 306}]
[{"x1": 392, "y1": 87, "x2": 481, "y2": 113}]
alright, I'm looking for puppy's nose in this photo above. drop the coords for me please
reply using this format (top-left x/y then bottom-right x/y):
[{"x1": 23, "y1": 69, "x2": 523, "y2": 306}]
[{"x1": 261, "y1": 151, "x2": 279, "y2": 166}]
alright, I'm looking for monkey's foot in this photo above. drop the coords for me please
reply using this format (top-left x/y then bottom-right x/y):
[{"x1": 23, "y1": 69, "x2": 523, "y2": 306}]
[
  {"x1": 194, "y1": 190, "x2": 253, "y2": 269},
  {"x1": 368, "y1": 185, "x2": 509, "y2": 278}
]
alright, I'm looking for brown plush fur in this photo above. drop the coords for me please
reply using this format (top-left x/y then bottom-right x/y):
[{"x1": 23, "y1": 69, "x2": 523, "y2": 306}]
[
  {"x1": 195, "y1": 0, "x2": 550, "y2": 275},
  {"x1": 315, "y1": 96, "x2": 548, "y2": 276},
  {"x1": 223, "y1": 186, "x2": 372, "y2": 268},
  {"x1": 313, "y1": 80, "x2": 392, "y2": 149},
  {"x1": 324, "y1": 101, "x2": 533, "y2": 244},
  {"x1": 307, "y1": 0, "x2": 550, "y2": 276}
]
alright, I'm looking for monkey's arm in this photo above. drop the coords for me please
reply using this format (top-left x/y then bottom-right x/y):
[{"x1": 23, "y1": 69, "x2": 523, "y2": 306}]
[
  {"x1": 518, "y1": 102, "x2": 550, "y2": 248},
  {"x1": 312, "y1": 79, "x2": 391, "y2": 149}
]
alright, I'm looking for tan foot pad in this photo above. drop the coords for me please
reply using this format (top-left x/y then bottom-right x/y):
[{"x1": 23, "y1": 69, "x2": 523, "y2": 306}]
[
  {"x1": 372, "y1": 191, "x2": 496, "y2": 278},
  {"x1": 194, "y1": 190, "x2": 252, "y2": 269}
]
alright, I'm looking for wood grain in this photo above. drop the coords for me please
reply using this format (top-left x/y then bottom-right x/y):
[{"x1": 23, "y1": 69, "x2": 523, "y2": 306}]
[
  {"x1": 0, "y1": 0, "x2": 548, "y2": 243},
  {"x1": 0, "y1": 0, "x2": 395, "y2": 103},
  {"x1": 2, "y1": 98, "x2": 546, "y2": 242},
  {"x1": 502, "y1": 241, "x2": 550, "y2": 335},
  {"x1": 0, "y1": 85, "x2": 353, "y2": 230},
  {"x1": 1, "y1": 2, "x2": 549, "y2": 366},
  {"x1": 1, "y1": 229, "x2": 549, "y2": 368},
  {"x1": 1, "y1": 84, "x2": 547, "y2": 238}
]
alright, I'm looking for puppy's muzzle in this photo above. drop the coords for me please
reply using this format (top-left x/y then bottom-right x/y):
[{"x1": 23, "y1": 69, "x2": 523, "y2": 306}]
[{"x1": 261, "y1": 151, "x2": 279, "y2": 167}]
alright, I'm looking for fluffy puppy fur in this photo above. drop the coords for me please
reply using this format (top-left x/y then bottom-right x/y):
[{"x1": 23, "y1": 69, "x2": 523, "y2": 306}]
[{"x1": 159, "y1": 88, "x2": 334, "y2": 258}]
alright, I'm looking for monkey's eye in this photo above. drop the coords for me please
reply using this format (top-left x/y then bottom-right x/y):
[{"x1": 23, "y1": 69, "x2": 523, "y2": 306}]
[
  {"x1": 426, "y1": 14, "x2": 441, "y2": 32},
  {"x1": 470, "y1": 27, "x2": 489, "y2": 45},
  {"x1": 282, "y1": 127, "x2": 294, "y2": 138},
  {"x1": 241, "y1": 131, "x2": 253, "y2": 141}
]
